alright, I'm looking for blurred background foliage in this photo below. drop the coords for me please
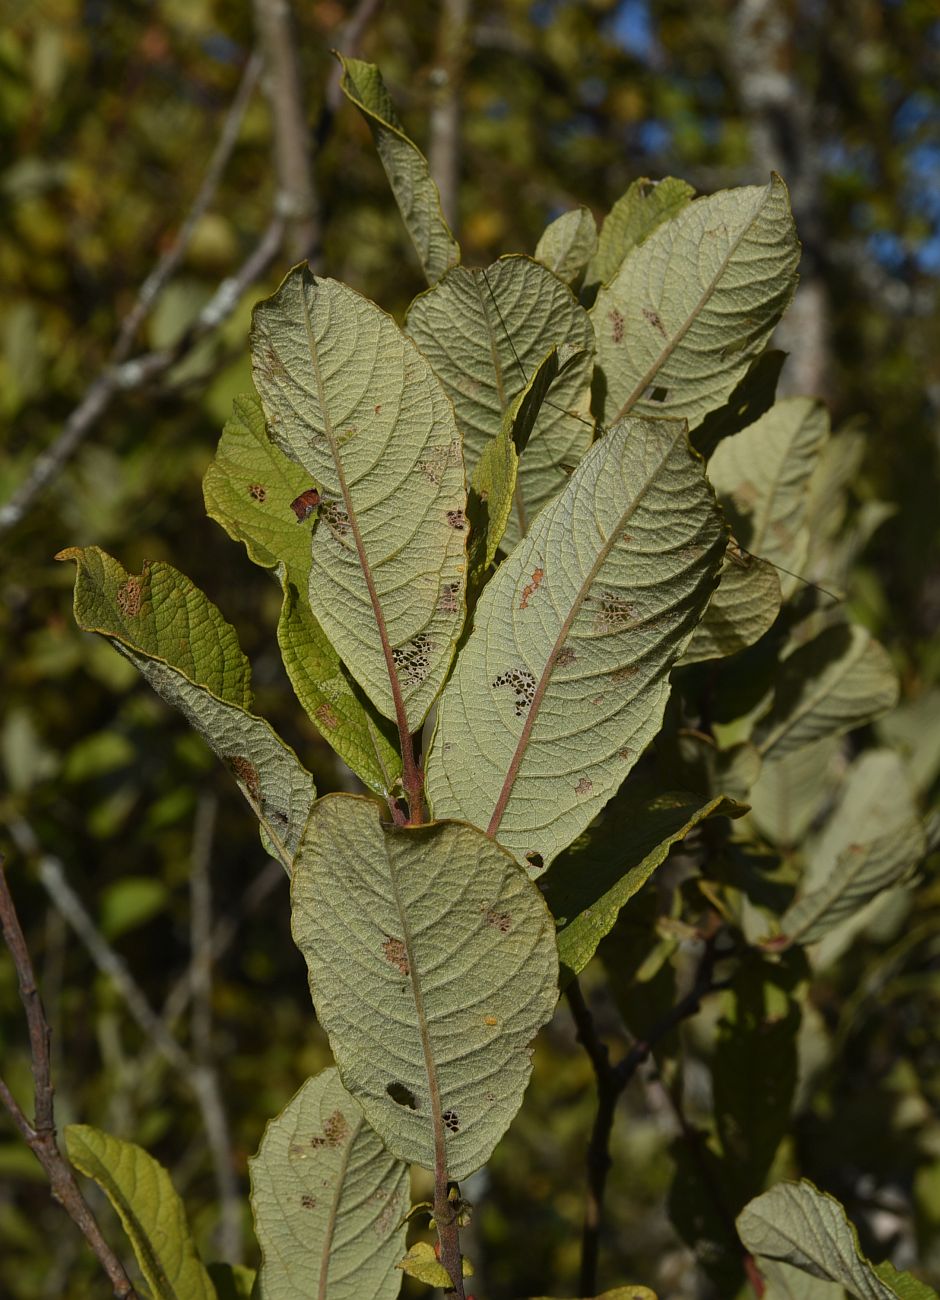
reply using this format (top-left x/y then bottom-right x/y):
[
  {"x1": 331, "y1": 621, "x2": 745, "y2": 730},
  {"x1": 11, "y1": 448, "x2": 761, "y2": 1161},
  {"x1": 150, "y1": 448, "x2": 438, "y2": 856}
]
[{"x1": 0, "y1": 1, "x2": 938, "y2": 1297}]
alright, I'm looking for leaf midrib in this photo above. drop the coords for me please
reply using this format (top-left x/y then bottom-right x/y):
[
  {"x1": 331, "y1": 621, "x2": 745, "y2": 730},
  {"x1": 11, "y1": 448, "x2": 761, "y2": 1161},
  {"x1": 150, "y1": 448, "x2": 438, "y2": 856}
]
[
  {"x1": 486, "y1": 424, "x2": 684, "y2": 837},
  {"x1": 318, "y1": 1109, "x2": 364, "y2": 1300},
  {"x1": 612, "y1": 186, "x2": 771, "y2": 423},
  {"x1": 757, "y1": 635, "x2": 866, "y2": 757}
]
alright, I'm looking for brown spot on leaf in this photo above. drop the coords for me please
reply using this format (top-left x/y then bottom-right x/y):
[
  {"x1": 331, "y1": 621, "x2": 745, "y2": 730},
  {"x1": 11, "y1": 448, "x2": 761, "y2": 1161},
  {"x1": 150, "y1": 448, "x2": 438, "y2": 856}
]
[
  {"x1": 593, "y1": 592, "x2": 635, "y2": 632},
  {"x1": 519, "y1": 567, "x2": 544, "y2": 610},
  {"x1": 383, "y1": 936, "x2": 410, "y2": 975},
  {"x1": 247, "y1": 483, "x2": 267, "y2": 502},
  {"x1": 310, "y1": 1110, "x2": 350, "y2": 1148},
  {"x1": 228, "y1": 756, "x2": 261, "y2": 802},
  {"x1": 618, "y1": 747, "x2": 635, "y2": 762},
  {"x1": 438, "y1": 582, "x2": 460, "y2": 614},
  {"x1": 493, "y1": 667, "x2": 535, "y2": 717},
  {"x1": 116, "y1": 574, "x2": 145, "y2": 617},
  {"x1": 483, "y1": 1015, "x2": 498, "y2": 1026},
  {"x1": 301, "y1": 1194, "x2": 316, "y2": 1209},
  {"x1": 642, "y1": 306, "x2": 667, "y2": 338},
  {"x1": 393, "y1": 633, "x2": 434, "y2": 686},
  {"x1": 446, "y1": 508, "x2": 467, "y2": 531},
  {"x1": 483, "y1": 906, "x2": 513, "y2": 933},
  {"x1": 575, "y1": 776, "x2": 593, "y2": 796},
  {"x1": 555, "y1": 646, "x2": 577, "y2": 667},
  {"x1": 374, "y1": 404, "x2": 382, "y2": 414},
  {"x1": 609, "y1": 307, "x2": 625, "y2": 343},
  {"x1": 321, "y1": 500, "x2": 351, "y2": 537},
  {"x1": 591, "y1": 693, "x2": 605, "y2": 706},
  {"x1": 314, "y1": 702, "x2": 339, "y2": 730},
  {"x1": 610, "y1": 664, "x2": 639, "y2": 682}
]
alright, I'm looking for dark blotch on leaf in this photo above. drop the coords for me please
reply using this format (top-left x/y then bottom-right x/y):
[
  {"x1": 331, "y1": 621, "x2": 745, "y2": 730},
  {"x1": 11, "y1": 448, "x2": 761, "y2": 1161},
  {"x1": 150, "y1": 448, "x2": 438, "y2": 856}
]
[
  {"x1": 525, "y1": 850, "x2": 544, "y2": 871},
  {"x1": 443, "y1": 1108, "x2": 459, "y2": 1133},
  {"x1": 386, "y1": 1082, "x2": 418, "y2": 1109}
]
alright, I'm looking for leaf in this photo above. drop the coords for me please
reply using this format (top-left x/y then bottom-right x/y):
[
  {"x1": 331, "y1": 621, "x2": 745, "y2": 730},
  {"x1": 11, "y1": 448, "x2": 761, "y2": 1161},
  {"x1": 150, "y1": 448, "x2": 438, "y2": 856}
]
[
  {"x1": 426, "y1": 417, "x2": 725, "y2": 871},
  {"x1": 397, "y1": 1241, "x2": 474, "y2": 1287},
  {"x1": 207, "y1": 1263, "x2": 256, "y2": 1300},
  {"x1": 592, "y1": 176, "x2": 798, "y2": 430},
  {"x1": 204, "y1": 392, "x2": 401, "y2": 796},
  {"x1": 748, "y1": 736, "x2": 840, "y2": 848},
  {"x1": 406, "y1": 254, "x2": 595, "y2": 549},
  {"x1": 65, "y1": 1124, "x2": 215, "y2": 1300},
  {"x1": 584, "y1": 175, "x2": 695, "y2": 299},
  {"x1": 680, "y1": 548, "x2": 781, "y2": 664},
  {"x1": 248, "y1": 1067, "x2": 409, "y2": 1300},
  {"x1": 290, "y1": 795, "x2": 559, "y2": 1180},
  {"x1": 466, "y1": 347, "x2": 566, "y2": 601},
  {"x1": 541, "y1": 786, "x2": 744, "y2": 983},
  {"x1": 736, "y1": 1179, "x2": 899, "y2": 1300},
  {"x1": 691, "y1": 349, "x2": 786, "y2": 460},
  {"x1": 338, "y1": 55, "x2": 459, "y2": 284},
  {"x1": 707, "y1": 397, "x2": 830, "y2": 598},
  {"x1": 57, "y1": 546, "x2": 314, "y2": 870},
  {"x1": 873, "y1": 1263, "x2": 940, "y2": 1300},
  {"x1": 752, "y1": 625, "x2": 899, "y2": 760},
  {"x1": 534, "y1": 206, "x2": 598, "y2": 284},
  {"x1": 529, "y1": 1290, "x2": 657, "y2": 1300},
  {"x1": 250, "y1": 266, "x2": 468, "y2": 732},
  {"x1": 779, "y1": 750, "x2": 926, "y2": 947}
]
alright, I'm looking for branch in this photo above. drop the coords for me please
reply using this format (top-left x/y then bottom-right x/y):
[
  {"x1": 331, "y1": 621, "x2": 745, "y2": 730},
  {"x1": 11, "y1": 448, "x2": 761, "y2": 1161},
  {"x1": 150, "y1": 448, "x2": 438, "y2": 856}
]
[
  {"x1": 428, "y1": 0, "x2": 470, "y2": 230},
  {"x1": 566, "y1": 933, "x2": 729, "y2": 1296},
  {"x1": 252, "y1": 0, "x2": 320, "y2": 262},
  {"x1": 0, "y1": 857, "x2": 139, "y2": 1300}
]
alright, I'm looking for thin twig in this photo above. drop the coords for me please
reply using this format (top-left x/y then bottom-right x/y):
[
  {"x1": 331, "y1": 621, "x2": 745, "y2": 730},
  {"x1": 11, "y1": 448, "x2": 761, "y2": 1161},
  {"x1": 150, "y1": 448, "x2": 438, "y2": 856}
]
[
  {"x1": 0, "y1": 857, "x2": 139, "y2": 1299},
  {"x1": 566, "y1": 934, "x2": 729, "y2": 1296},
  {"x1": 188, "y1": 794, "x2": 242, "y2": 1264},
  {"x1": 252, "y1": 0, "x2": 320, "y2": 262}
]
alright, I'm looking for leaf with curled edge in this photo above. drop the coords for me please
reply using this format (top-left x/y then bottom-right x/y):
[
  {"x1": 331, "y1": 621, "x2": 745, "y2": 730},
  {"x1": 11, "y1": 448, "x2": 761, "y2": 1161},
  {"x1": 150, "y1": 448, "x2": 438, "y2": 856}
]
[
  {"x1": 679, "y1": 547, "x2": 781, "y2": 664},
  {"x1": 426, "y1": 417, "x2": 726, "y2": 872},
  {"x1": 338, "y1": 55, "x2": 459, "y2": 285},
  {"x1": 592, "y1": 176, "x2": 798, "y2": 431},
  {"x1": 57, "y1": 546, "x2": 313, "y2": 871},
  {"x1": 407, "y1": 254, "x2": 595, "y2": 549},
  {"x1": 251, "y1": 266, "x2": 468, "y2": 733},
  {"x1": 65, "y1": 1125, "x2": 215, "y2": 1300},
  {"x1": 249, "y1": 1067, "x2": 409, "y2": 1300},
  {"x1": 290, "y1": 795, "x2": 559, "y2": 1180},
  {"x1": 204, "y1": 392, "x2": 401, "y2": 796},
  {"x1": 583, "y1": 174, "x2": 695, "y2": 300}
]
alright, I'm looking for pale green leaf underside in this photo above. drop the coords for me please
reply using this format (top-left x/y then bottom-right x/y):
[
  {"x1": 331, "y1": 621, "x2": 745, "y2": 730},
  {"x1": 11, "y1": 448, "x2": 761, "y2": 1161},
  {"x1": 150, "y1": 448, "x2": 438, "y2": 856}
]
[
  {"x1": 530, "y1": 1290, "x2": 658, "y2": 1300},
  {"x1": 427, "y1": 418, "x2": 725, "y2": 871},
  {"x1": 748, "y1": 736, "x2": 840, "y2": 848},
  {"x1": 592, "y1": 176, "x2": 798, "y2": 429},
  {"x1": 203, "y1": 392, "x2": 401, "y2": 795},
  {"x1": 707, "y1": 397, "x2": 830, "y2": 598},
  {"x1": 58, "y1": 546, "x2": 314, "y2": 869},
  {"x1": 338, "y1": 55, "x2": 459, "y2": 284},
  {"x1": 251, "y1": 267, "x2": 468, "y2": 731},
  {"x1": 542, "y1": 788, "x2": 744, "y2": 982},
  {"x1": 585, "y1": 174, "x2": 695, "y2": 296},
  {"x1": 406, "y1": 254, "x2": 594, "y2": 548},
  {"x1": 782, "y1": 749, "x2": 926, "y2": 946},
  {"x1": 680, "y1": 549, "x2": 781, "y2": 664},
  {"x1": 249, "y1": 1068, "x2": 409, "y2": 1300},
  {"x1": 291, "y1": 796, "x2": 559, "y2": 1180},
  {"x1": 737, "y1": 1180, "x2": 898, "y2": 1300},
  {"x1": 752, "y1": 625, "x2": 899, "y2": 760},
  {"x1": 534, "y1": 206, "x2": 598, "y2": 284},
  {"x1": 65, "y1": 1124, "x2": 215, "y2": 1300}
]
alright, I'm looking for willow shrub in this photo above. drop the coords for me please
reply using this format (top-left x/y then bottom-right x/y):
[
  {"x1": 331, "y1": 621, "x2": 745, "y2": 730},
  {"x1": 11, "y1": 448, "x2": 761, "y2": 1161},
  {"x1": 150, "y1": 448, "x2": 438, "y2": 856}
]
[{"x1": 54, "y1": 57, "x2": 932, "y2": 1300}]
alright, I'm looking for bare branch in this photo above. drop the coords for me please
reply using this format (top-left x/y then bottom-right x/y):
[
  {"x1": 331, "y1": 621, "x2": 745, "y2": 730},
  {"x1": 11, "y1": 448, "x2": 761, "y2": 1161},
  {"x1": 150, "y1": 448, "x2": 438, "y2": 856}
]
[
  {"x1": 428, "y1": 0, "x2": 470, "y2": 231},
  {"x1": 252, "y1": 0, "x2": 320, "y2": 262},
  {"x1": 0, "y1": 856, "x2": 139, "y2": 1300}
]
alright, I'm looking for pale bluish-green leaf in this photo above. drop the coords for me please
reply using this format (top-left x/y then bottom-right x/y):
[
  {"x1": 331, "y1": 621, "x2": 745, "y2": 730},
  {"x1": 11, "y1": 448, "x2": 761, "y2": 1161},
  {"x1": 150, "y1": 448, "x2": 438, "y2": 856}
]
[
  {"x1": 290, "y1": 796, "x2": 559, "y2": 1180},
  {"x1": 737, "y1": 1180, "x2": 898, "y2": 1300},
  {"x1": 467, "y1": 347, "x2": 566, "y2": 600},
  {"x1": 878, "y1": 689, "x2": 940, "y2": 795},
  {"x1": 584, "y1": 175, "x2": 695, "y2": 298},
  {"x1": 752, "y1": 625, "x2": 898, "y2": 760},
  {"x1": 748, "y1": 736, "x2": 841, "y2": 848},
  {"x1": 592, "y1": 176, "x2": 798, "y2": 430},
  {"x1": 534, "y1": 206, "x2": 598, "y2": 284},
  {"x1": 691, "y1": 349, "x2": 786, "y2": 461},
  {"x1": 780, "y1": 750, "x2": 926, "y2": 947},
  {"x1": 57, "y1": 546, "x2": 314, "y2": 870},
  {"x1": 203, "y1": 392, "x2": 401, "y2": 796},
  {"x1": 338, "y1": 56, "x2": 459, "y2": 284},
  {"x1": 427, "y1": 417, "x2": 725, "y2": 871},
  {"x1": 249, "y1": 1068, "x2": 409, "y2": 1300},
  {"x1": 65, "y1": 1124, "x2": 215, "y2": 1300},
  {"x1": 251, "y1": 267, "x2": 468, "y2": 731},
  {"x1": 406, "y1": 255, "x2": 594, "y2": 548},
  {"x1": 541, "y1": 787, "x2": 744, "y2": 982},
  {"x1": 680, "y1": 548, "x2": 781, "y2": 663},
  {"x1": 707, "y1": 398, "x2": 830, "y2": 598}
]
